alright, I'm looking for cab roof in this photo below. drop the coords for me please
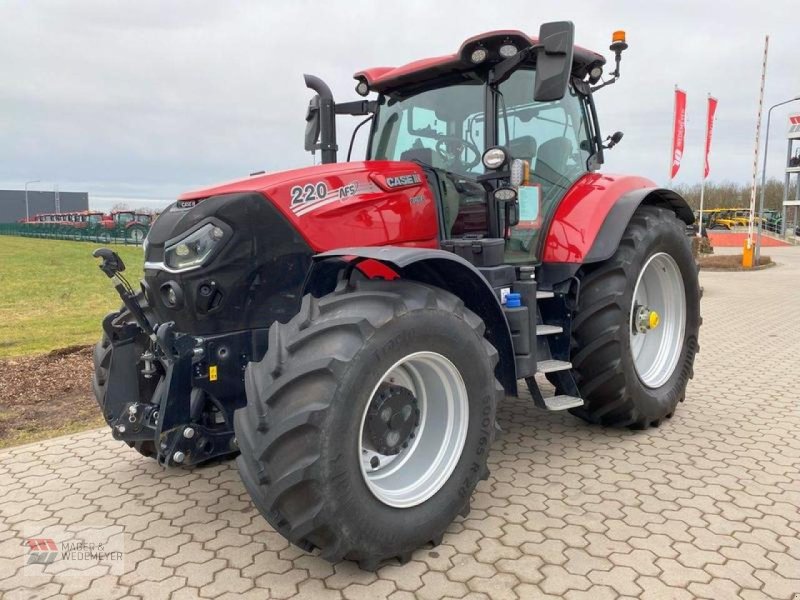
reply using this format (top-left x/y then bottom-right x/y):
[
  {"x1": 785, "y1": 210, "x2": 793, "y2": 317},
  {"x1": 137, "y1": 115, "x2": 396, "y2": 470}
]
[{"x1": 354, "y1": 30, "x2": 605, "y2": 95}]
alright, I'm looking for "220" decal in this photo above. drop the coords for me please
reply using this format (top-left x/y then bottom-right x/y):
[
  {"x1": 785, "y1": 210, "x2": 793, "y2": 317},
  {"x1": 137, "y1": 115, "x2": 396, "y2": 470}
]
[{"x1": 290, "y1": 182, "x2": 328, "y2": 205}]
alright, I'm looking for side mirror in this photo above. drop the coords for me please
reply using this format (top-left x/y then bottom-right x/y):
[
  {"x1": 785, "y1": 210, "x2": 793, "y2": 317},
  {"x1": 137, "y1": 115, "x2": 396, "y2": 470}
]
[
  {"x1": 533, "y1": 21, "x2": 575, "y2": 102},
  {"x1": 604, "y1": 131, "x2": 624, "y2": 149},
  {"x1": 304, "y1": 95, "x2": 321, "y2": 152}
]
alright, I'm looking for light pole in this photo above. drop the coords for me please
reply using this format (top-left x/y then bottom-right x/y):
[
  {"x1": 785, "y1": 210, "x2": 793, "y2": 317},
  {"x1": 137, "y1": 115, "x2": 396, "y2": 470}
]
[
  {"x1": 755, "y1": 97, "x2": 800, "y2": 263},
  {"x1": 24, "y1": 180, "x2": 40, "y2": 222}
]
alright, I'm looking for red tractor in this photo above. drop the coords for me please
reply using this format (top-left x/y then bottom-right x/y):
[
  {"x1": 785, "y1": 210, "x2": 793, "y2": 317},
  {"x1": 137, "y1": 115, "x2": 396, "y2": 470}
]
[
  {"x1": 93, "y1": 22, "x2": 700, "y2": 569},
  {"x1": 109, "y1": 210, "x2": 151, "y2": 242}
]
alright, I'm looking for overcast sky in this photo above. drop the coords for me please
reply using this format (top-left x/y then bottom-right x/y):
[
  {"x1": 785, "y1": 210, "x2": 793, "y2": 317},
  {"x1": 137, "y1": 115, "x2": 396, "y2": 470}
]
[{"x1": 1, "y1": 1, "x2": 797, "y2": 210}]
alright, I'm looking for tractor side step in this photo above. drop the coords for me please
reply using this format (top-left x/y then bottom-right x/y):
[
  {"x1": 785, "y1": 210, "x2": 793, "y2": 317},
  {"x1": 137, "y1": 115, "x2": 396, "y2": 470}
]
[
  {"x1": 536, "y1": 290, "x2": 554, "y2": 299},
  {"x1": 542, "y1": 395, "x2": 584, "y2": 411},
  {"x1": 536, "y1": 324, "x2": 563, "y2": 336},
  {"x1": 536, "y1": 359, "x2": 572, "y2": 373}
]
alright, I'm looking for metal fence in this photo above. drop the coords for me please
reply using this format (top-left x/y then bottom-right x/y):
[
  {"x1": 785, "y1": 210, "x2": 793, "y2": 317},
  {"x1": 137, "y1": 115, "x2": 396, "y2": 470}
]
[{"x1": 0, "y1": 223, "x2": 147, "y2": 246}]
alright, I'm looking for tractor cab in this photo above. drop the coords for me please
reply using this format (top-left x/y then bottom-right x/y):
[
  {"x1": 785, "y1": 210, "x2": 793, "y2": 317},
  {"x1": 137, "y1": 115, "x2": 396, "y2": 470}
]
[
  {"x1": 305, "y1": 24, "x2": 625, "y2": 263},
  {"x1": 86, "y1": 211, "x2": 104, "y2": 226},
  {"x1": 112, "y1": 210, "x2": 135, "y2": 226}
]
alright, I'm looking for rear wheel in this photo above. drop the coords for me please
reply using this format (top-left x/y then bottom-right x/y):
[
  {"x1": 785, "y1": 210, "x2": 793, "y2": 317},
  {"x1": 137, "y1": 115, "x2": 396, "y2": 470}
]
[
  {"x1": 126, "y1": 225, "x2": 147, "y2": 244},
  {"x1": 568, "y1": 205, "x2": 701, "y2": 428},
  {"x1": 235, "y1": 279, "x2": 502, "y2": 569}
]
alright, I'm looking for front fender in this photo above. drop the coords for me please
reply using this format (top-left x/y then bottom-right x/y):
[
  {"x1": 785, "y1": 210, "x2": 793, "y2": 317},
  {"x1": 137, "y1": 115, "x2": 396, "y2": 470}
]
[
  {"x1": 542, "y1": 173, "x2": 693, "y2": 264},
  {"x1": 308, "y1": 246, "x2": 517, "y2": 395}
]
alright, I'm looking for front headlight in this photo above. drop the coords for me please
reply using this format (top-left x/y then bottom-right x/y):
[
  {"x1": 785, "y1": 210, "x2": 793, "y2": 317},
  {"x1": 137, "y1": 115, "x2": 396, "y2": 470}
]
[{"x1": 164, "y1": 223, "x2": 225, "y2": 271}]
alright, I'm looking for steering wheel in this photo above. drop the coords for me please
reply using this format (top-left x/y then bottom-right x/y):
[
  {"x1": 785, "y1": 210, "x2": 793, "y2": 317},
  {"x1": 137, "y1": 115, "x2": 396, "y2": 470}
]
[{"x1": 435, "y1": 136, "x2": 481, "y2": 169}]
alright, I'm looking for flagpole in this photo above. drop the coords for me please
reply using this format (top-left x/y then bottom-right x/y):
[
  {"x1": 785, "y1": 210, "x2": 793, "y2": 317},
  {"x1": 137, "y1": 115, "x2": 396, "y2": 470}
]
[
  {"x1": 747, "y1": 36, "x2": 769, "y2": 245},
  {"x1": 698, "y1": 93, "x2": 716, "y2": 237},
  {"x1": 669, "y1": 84, "x2": 677, "y2": 187},
  {"x1": 698, "y1": 94, "x2": 709, "y2": 237}
]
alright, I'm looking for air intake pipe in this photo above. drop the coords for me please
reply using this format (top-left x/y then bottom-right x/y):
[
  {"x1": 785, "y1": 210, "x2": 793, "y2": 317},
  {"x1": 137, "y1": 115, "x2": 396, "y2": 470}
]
[{"x1": 303, "y1": 74, "x2": 338, "y2": 164}]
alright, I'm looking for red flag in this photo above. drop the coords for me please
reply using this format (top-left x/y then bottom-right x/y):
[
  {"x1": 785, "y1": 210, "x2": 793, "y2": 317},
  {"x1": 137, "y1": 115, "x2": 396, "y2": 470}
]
[
  {"x1": 703, "y1": 97, "x2": 718, "y2": 178},
  {"x1": 670, "y1": 88, "x2": 687, "y2": 179}
]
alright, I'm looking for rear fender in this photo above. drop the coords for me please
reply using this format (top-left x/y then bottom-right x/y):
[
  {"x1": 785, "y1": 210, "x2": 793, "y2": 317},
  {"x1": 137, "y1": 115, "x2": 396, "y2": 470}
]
[
  {"x1": 584, "y1": 187, "x2": 694, "y2": 264},
  {"x1": 307, "y1": 246, "x2": 517, "y2": 395},
  {"x1": 542, "y1": 173, "x2": 693, "y2": 265}
]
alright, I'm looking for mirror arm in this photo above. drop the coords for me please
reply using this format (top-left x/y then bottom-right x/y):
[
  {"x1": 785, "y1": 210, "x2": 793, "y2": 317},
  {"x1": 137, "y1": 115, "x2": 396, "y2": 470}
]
[
  {"x1": 335, "y1": 100, "x2": 377, "y2": 116},
  {"x1": 490, "y1": 45, "x2": 541, "y2": 86},
  {"x1": 476, "y1": 170, "x2": 512, "y2": 183},
  {"x1": 590, "y1": 75, "x2": 619, "y2": 93}
]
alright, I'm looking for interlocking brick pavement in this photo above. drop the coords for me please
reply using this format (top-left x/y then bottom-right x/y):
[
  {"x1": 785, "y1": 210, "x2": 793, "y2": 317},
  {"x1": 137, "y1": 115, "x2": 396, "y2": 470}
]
[{"x1": 1, "y1": 247, "x2": 799, "y2": 599}]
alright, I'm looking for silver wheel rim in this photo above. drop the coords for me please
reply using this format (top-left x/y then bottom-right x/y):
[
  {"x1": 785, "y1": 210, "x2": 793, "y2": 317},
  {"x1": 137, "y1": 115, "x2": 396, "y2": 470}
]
[
  {"x1": 358, "y1": 351, "x2": 468, "y2": 508},
  {"x1": 629, "y1": 252, "x2": 686, "y2": 388}
]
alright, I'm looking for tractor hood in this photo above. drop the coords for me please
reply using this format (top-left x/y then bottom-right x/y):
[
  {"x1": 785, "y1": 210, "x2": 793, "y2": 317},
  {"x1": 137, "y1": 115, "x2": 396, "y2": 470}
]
[
  {"x1": 176, "y1": 160, "x2": 439, "y2": 252},
  {"x1": 142, "y1": 160, "x2": 439, "y2": 336},
  {"x1": 180, "y1": 162, "x2": 378, "y2": 202}
]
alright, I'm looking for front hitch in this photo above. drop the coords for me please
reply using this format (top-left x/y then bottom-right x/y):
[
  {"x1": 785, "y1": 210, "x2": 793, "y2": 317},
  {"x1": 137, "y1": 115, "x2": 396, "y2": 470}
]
[
  {"x1": 93, "y1": 247, "x2": 156, "y2": 340},
  {"x1": 92, "y1": 249, "x2": 244, "y2": 467}
]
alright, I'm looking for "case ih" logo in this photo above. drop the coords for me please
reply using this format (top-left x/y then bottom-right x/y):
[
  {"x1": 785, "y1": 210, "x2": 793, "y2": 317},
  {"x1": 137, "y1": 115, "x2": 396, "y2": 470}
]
[{"x1": 385, "y1": 174, "x2": 421, "y2": 188}]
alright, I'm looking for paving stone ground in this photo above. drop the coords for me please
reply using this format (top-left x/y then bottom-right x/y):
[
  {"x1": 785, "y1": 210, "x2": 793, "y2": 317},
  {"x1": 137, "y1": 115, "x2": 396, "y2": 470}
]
[{"x1": 1, "y1": 247, "x2": 799, "y2": 600}]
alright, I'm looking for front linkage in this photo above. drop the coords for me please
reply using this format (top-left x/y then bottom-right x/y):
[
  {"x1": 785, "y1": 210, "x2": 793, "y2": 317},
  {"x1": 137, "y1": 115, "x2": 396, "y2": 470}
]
[{"x1": 94, "y1": 248, "x2": 258, "y2": 467}]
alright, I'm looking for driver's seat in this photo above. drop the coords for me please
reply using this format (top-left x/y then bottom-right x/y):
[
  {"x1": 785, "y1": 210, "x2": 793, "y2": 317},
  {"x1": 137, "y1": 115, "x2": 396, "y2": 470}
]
[{"x1": 507, "y1": 135, "x2": 538, "y2": 163}]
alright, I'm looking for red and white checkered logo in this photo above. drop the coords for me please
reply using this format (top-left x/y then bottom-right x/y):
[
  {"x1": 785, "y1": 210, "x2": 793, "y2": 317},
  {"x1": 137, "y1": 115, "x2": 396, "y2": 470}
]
[
  {"x1": 25, "y1": 538, "x2": 58, "y2": 565},
  {"x1": 789, "y1": 115, "x2": 800, "y2": 136}
]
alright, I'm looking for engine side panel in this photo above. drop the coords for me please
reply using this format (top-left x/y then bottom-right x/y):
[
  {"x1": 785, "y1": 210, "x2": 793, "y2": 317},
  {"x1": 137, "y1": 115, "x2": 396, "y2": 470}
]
[
  {"x1": 181, "y1": 161, "x2": 440, "y2": 252},
  {"x1": 541, "y1": 173, "x2": 657, "y2": 264}
]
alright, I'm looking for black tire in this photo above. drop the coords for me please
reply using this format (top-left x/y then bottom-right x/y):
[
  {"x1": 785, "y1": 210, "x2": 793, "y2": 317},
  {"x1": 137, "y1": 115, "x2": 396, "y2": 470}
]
[
  {"x1": 92, "y1": 327, "x2": 157, "y2": 459},
  {"x1": 567, "y1": 205, "x2": 701, "y2": 429},
  {"x1": 235, "y1": 279, "x2": 503, "y2": 570},
  {"x1": 126, "y1": 225, "x2": 147, "y2": 244}
]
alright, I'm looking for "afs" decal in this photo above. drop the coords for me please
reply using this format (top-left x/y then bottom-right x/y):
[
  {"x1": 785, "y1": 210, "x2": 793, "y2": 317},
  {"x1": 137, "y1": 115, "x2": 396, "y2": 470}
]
[{"x1": 290, "y1": 181, "x2": 373, "y2": 217}]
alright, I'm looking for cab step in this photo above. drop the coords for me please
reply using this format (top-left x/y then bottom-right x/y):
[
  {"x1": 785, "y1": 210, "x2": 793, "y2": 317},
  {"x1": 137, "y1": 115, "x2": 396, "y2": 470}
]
[
  {"x1": 536, "y1": 359, "x2": 572, "y2": 373},
  {"x1": 536, "y1": 290, "x2": 554, "y2": 299},
  {"x1": 536, "y1": 324, "x2": 563, "y2": 336},
  {"x1": 541, "y1": 395, "x2": 584, "y2": 411}
]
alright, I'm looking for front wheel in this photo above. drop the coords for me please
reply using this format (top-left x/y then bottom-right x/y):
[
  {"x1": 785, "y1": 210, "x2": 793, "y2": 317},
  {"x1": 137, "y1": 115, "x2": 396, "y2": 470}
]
[
  {"x1": 234, "y1": 279, "x2": 502, "y2": 569},
  {"x1": 92, "y1": 311, "x2": 157, "y2": 459},
  {"x1": 568, "y1": 205, "x2": 701, "y2": 429}
]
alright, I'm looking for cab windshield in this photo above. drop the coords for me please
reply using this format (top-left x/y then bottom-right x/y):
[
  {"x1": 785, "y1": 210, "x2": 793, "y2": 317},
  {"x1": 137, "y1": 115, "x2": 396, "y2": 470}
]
[
  {"x1": 370, "y1": 82, "x2": 486, "y2": 178},
  {"x1": 368, "y1": 68, "x2": 593, "y2": 261}
]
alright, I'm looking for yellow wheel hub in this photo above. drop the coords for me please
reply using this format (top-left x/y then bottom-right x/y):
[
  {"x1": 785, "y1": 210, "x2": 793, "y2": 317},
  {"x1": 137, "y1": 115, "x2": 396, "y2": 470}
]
[{"x1": 634, "y1": 305, "x2": 661, "y2": 334}]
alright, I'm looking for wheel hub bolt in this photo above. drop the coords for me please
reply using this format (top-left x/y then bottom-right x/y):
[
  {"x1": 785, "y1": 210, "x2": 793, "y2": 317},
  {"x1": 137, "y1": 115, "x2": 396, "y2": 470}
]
[{"x1": 370, "y1": 456, "x2": 380, "y2": 469}]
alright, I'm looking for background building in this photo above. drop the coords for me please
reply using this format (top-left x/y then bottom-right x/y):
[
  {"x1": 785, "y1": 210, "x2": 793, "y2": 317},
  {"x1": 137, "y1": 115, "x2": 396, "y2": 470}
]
[{"x1": 0, "y1": 189, "x2": 88, "y2": 223}]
